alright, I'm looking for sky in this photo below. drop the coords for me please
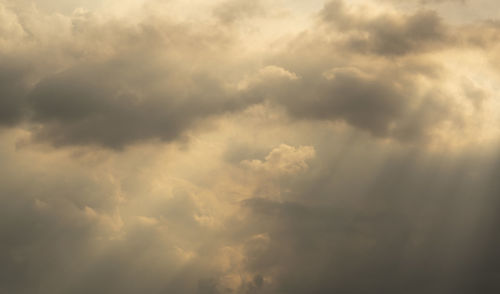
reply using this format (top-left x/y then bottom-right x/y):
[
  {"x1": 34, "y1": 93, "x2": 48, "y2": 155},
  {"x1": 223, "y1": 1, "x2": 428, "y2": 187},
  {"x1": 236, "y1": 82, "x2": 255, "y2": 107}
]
[{"x1": 1, "y1": 0, "x2": 500, "y2": 293}]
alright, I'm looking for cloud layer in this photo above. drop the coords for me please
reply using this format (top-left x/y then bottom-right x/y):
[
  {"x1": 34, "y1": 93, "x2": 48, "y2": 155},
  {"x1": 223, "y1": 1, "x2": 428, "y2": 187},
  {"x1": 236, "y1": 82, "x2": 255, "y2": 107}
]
[{"x1": 1, "y1": 0, "x2": 500, "y2": 293}]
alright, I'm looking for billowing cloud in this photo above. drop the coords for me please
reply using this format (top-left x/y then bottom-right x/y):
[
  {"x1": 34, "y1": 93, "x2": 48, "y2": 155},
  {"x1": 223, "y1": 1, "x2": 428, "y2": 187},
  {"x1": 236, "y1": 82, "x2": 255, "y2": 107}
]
[
  {"x1": 241, "y1": 144, "x2": 315, "y2": 176},
  {"x1": 0, "y1": 1, "x2": 253, "y2": 148},
  {"x1": 1, "y1": 0, "x2": 500, "y2": 293},
  {"x1": 26, "y1": 59, "x2": 241, "y2": 148},
  {"x1": 1, "y1": 0, "x2": 499, "y2": 147},
  {"x1": 320, "y1": 0, "x2": 449, "y2": 56}
]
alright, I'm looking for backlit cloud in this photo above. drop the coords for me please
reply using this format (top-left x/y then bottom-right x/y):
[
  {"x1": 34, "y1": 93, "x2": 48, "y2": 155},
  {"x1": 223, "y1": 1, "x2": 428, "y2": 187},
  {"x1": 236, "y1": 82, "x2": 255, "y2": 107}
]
[{"x1": 1, "y1": 0, "x2": 500, "y2": 293}]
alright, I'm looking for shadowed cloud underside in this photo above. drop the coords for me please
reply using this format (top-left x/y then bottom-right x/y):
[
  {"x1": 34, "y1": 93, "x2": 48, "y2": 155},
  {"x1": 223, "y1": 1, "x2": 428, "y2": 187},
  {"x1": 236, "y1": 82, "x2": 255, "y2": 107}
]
[{"x1": 1, "y1": 0, "x2": 500, "y2": 293}]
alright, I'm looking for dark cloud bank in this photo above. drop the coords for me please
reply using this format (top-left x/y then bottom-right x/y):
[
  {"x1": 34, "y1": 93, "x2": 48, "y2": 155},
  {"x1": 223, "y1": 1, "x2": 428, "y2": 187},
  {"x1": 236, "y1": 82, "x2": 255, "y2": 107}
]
[
  {"x1": 1, "y1": 0, "x2": 500, "y2": 293},
  {"x1": 1, "y1": 0, "x2": 496, "y2": 148},
  {"x1": 236, "y1": 147, "x2": 500, "y2": 294}
]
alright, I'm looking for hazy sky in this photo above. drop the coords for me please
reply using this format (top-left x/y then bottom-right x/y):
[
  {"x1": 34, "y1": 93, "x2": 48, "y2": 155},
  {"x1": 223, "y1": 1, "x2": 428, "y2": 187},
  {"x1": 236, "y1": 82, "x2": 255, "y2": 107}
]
[{"x1": 1, "y1": 0, "x2": 500, "y2": 293}]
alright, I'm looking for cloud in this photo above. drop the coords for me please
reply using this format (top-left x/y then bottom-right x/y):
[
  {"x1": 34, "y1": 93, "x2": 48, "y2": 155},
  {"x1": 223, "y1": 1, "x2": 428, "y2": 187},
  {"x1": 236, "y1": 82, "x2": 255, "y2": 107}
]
[
  {"x1": 0, "y1": 131, "x2": 497, "y2": 294},
  {"x1": 1, "y1": 1, "x2": 500, "y2": 293},
  {"x1": 26, "y1": 59, "x2": 242, "y2": 149},
  {"x1": 0, "y1": 59, "x2": 31, "y2": 126},
  {"x1": 243, "y1": 59, "x2": 457, "y2": 143},
  {"x1": 231, "y1": 0, "x2": 500, "y2": 145},
  {"x1": 0, "y1": 0, "x2": 499, "y2": 148},
  {"x1": 230, "y1": 141, "x2": 500, "y2": 294},
  {"x1": 241, "y1": 144, "x2": 315, "y2": 176},
  {"x1": 0, "y1": 2, "x2": 258, "y2": 149},
  {"x1": 320, "y1": 0, "x2": 449, "y2": 56},
  {"x1": 213, "y1": 0, "x2": 266, "y2": 24}
]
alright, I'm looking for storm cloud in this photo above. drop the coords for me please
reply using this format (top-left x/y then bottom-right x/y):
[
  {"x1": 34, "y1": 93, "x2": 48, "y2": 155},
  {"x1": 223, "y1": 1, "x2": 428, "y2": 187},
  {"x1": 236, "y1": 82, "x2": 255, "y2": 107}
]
[
  {"x1": 0, "y1": 2, "x2": 252, "y2": 148},
  {"x1": 1, "y1": 0, "x2": 500, "y2": 293}
]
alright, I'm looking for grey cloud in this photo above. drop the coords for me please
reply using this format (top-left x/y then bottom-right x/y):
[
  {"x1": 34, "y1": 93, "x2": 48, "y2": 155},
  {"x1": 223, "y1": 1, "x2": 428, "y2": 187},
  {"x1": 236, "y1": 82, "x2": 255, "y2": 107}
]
[
  {"x1": 226, "y1": 140, "x2": 500, "y2": 294},
  {"x1": 331, "y1": 0, "x2": 500, "y2": 55},
  {"x1": 320, "y1": 1, "x2": 449, "y2": 56},
  {"x1": 243, "y1": 60, "x2": 455, "y2": 142},
  {"x1": 0, "y1": 156, "x2": 118, "y2": 293},
  {"x1": 2, "y1": 1, "x2": 500, "y2": 294},
  {"x1": 0, "y1": 0, "x2": 496, "y2": 149},
  {"x1": 277, "y1": 67, "x2": 410, "y2": 137},
  {"x1": 0, "y1": 4, "x2": 254, "y2": 149},
  {"x1": 26, "y1": 60, "x2": 241, "y2": 149},
  {"x1": 0, "y1": 59, "x2": 31, "y2": 126},
  {"x1": 2, "y1": 132, "x2": 500, "y2": 294},
  {"x1": 232, "y1": 0, "x2": 492, "y2": 144}
]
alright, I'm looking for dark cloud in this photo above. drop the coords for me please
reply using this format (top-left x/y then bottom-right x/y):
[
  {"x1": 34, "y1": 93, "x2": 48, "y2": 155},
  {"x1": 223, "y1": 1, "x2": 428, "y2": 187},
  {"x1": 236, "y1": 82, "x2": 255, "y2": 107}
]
[
  {"x1": 0, "y1": 152, "x2": 118, "y2": 293},
  {"x1": 275, "y1": 67, "x2": 416, "y2": 138},
  {"x1": 0, "y1": 4, "x2": 254, "y2": 149},
  {"x1": 242, "y1": 59, "x2": 455, "y2": 142},
  {"x1": 0, "y1": 0, "x2": 497, "y2": 148},
  {"x1": 1, "y1": 1, "x2": 500, "y2": 294},
  {"x1": 26, "y1": 59, "x2": 243, "y2": 149},
  {"x1": 231, "y1": 0, "x2": 498, "y2": 143},
  {"x1": 0, "y1": 59, "x2": 31, "y2": 126},
  {"x1": 320, "y1": 1, "x2": 449, "y2": 56},
  {"x1": 227, "y1": 142, "x2": 500, "y2": 294}
]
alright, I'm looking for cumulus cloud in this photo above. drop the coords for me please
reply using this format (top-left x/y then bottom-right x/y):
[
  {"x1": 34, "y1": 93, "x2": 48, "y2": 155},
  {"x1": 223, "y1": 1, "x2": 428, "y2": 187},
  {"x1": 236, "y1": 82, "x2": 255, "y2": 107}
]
[
  {"x1": 243, "y1": 59, "x2": 456, "y2": 143},
  {"x1": 0, "y1": 1, "x2": 252, "y2": 148},
  {"x1": 320, "y1": 0, "x2": 449, "y2": 56},
  {"x1": 241, "y1": 144, "x2": 315, "y2": 176},
  {"x1": 2, "y1": 0, "x2": 500, "y2": 293},
  {"x1": 233, "y1": 0, "x2": 500, "y2": 144},
  {"x1": 232, "y1": 141, "x2": 500, "y2": 294},
  {"x1": 0, "y1": 0, "x2": 499, "y2": 147},
  {"x1": 26, "y1": 59, "x2": 242, "y2": 148}
]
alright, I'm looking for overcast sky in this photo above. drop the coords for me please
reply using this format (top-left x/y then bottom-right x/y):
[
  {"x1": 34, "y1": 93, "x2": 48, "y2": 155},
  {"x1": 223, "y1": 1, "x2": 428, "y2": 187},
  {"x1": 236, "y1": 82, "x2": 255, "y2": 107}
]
[{"x1": 1, "y1": 0, "x2": 500, "y2": 293}]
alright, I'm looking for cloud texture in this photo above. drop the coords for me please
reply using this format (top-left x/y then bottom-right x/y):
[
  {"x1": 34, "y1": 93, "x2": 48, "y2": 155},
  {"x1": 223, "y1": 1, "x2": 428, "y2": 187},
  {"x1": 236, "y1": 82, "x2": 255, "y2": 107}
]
[{"x1": 1, "y1": 0, "x2": 500, "y2": 293}]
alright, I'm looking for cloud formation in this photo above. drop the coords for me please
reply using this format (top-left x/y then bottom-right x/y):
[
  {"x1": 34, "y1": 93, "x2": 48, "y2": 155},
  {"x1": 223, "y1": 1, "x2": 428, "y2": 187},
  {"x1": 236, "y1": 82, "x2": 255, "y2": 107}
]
[
  {"x1": 0, "y1": 1, "x2": 252, "y2": 148},
  {"x1": 1, "y1": 0, "x2": 500, "y2": 293},
  {"x1": 0, "y1": 0, "x2": 499, "y2": 147}
]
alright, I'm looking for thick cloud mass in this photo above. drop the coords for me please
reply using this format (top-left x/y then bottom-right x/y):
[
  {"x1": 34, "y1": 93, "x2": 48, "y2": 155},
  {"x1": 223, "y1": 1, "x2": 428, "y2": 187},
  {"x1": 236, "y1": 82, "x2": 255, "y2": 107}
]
[
  {"x1": 27, "y1": 61, "x2": 240, "y2": 148},
  {"x1": 320, "y1": 1, "x2": 448, "y2": 56},
  {"x1": 236, "y1": 148, "x2": 500, "y2": 294},
  {"x1": 0, "y1": 0, "x2": 497, "y2": 146},
  {"x1": 0, "y1": 59, "x2": 30, "y2": 126},
  {"x1": 1, "y1": 0, "x2": 500, "y2": 293},
  {"x1": 0, "y1": 2, "x2": 250, "y2": 148}
]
